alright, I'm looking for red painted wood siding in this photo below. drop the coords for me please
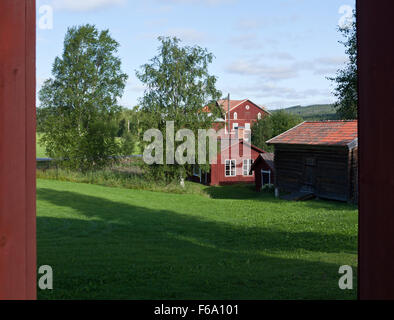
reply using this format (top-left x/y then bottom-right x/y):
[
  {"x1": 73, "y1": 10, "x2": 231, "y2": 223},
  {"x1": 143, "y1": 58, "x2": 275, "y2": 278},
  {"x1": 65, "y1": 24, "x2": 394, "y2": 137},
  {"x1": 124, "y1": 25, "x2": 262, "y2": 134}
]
[
  {"x1": 210, "y1": 142, "x2": 260, "y2": 186},
  {"x1": 224, "y1": 100, "x2": 269, "y2": 132},
  {"x1": 358, "y1": 0, "x2": 394, "y2": 300},
  {"x1": 0, "y1": 0, "x2": 36, "y2": 300},
  {"x1": 253, "y1": 161, "x2": 275, "y2": 192}
]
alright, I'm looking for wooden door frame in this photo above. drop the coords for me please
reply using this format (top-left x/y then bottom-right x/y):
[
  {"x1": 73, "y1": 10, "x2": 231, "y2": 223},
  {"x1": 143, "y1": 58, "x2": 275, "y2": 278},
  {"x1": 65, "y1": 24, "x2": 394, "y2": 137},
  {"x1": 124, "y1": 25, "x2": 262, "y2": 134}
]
[
  {"x1": 357, "y1": 0, "x2": 394, "y2": 300},
  {"x1": 0, "y1": 0, "x2": 36, "y2": 300},
  {"x1": 1, "y1": 0, "x2": 394, "y2": 300}
]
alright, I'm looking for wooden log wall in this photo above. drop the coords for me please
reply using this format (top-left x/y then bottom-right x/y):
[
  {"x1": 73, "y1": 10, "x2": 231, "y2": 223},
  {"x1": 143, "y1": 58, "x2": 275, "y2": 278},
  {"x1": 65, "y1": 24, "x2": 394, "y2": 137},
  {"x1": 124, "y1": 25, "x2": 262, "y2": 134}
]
[{"x1": 274, "y1": 144, "x2": 352, "y2": 202}]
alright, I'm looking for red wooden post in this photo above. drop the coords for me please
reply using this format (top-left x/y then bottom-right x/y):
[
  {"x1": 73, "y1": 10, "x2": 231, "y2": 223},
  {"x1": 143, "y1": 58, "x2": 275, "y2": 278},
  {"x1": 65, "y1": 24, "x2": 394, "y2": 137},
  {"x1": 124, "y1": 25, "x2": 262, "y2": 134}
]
[
  {"x1": 0, "y1": 0, "x2": 36, "y2": 300},
  {"x1": 358, "y1": 0, "x2": 394, "y2": 299}
]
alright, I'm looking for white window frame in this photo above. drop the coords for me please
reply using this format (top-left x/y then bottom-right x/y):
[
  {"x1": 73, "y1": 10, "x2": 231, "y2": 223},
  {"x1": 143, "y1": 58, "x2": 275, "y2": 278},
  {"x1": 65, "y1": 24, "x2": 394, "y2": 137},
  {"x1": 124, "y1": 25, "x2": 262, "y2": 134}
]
[
  {"x1": 233, "y1": 112, "x2": 238, "y2": 120},
  {"x1": 258, "y1": 112, "x2": 262, "y2": 120},
  {"x1": 245, "y1": 123, "x2": 251, "y2": 130},
  {"x1": 243, "y1": 159, "x2": 253, "y2": 176},
  {"x1": 225, "y1": 159, "x2": 236, "y2": 177},
  {"x1": 261, "y1": 170, "x2": 271, "y2": 185},
  {"x1": 233, "y1": 122, "x2": 239, "y2": 130},
  {"x1": 193, "y1": 165, "x2": 201, "y2": 177}
]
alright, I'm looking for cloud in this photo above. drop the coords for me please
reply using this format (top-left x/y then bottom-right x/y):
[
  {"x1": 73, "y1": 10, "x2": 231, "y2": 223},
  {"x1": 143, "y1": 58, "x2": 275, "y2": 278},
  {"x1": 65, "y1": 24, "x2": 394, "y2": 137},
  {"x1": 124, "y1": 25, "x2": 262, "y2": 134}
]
[
  {"x1": 225, "y1": 54, "x2": 348, "y2": 81},
  {"x1": 136, "y1": 28, "x2": 210, "y2": 44},
  {"x1": 221, "y1": 80, "x2": 333, "y2": 109},
  {"x1": 227, "y1": 34, "x2": 263, "y2": 50},
  {"x1": 236, "y1": 14, "x2": 300, "y2": 30},
  {"x1": 52, "y1": 0, "x2": 126, "y2": 12},
  {"x1": 270, "y1": 52, "x2": 295, "y2": 61},
  {"x1": 165, "y1": 28, "x2": 209, "y2": 42},
  {"x1": 226, "y1": 59, "x2": 298, "y2": 81}
]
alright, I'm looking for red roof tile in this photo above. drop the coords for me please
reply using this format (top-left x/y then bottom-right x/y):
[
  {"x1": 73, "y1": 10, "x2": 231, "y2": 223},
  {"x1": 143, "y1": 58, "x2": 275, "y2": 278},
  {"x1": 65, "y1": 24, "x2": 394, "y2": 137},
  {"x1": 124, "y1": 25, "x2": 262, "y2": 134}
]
[
  {"x1": 266, "y1": 120, "x2": 358, "y2": 146},
  {"x1": 217, "y1": 99, "x2": 247, "y2": 111},
  {"x1": 203, "y1": 99, "x2": 268, "y2": 114}
]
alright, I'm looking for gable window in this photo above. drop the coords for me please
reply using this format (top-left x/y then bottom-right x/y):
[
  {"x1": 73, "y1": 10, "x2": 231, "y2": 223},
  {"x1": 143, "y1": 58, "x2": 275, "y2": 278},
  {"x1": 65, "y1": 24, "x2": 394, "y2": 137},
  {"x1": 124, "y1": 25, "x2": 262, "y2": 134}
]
[
  {"x1": 243, "y1": 159, "x2": 253, "y2": 176},
  {"x1": 233, "y1": 112, "x2": 238, "y2": 120},
  {"x1": 225, "y1": 160, "x2": 236, "y2": 177},
  {"x1": 258, "y1": 112, "x2": 262, "y2": 120}
]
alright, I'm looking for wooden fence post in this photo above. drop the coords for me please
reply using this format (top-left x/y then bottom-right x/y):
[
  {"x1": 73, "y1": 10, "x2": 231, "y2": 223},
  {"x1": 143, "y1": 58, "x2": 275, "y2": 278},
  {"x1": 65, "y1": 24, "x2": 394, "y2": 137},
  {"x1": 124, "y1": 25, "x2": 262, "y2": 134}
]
[
  {"x1": 358, "y1": 0, "x2": 394, "y2": 299},
  {"x1": 0, "y1": 0, "x2": 36, "y2": 300}
]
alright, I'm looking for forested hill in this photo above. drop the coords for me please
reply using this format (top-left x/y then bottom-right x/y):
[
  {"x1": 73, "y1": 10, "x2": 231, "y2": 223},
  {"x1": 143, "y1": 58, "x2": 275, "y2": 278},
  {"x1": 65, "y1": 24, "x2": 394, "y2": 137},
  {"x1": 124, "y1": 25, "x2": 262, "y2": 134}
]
[{"x1": 269, "y1": 104, "x2": 339, "y2": 121}]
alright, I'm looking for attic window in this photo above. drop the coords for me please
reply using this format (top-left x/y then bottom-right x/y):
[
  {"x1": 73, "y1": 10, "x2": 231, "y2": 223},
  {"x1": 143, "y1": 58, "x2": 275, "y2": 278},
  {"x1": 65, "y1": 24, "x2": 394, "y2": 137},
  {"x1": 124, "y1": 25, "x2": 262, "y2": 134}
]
[
  {"x1": 233, "y1": 112, "x2": 237, "y2": 120},
  {"x1": 258, "y1": 112, "x2": 262, "y2": 120},
  {"x1": 246, "y1": 105, "x2": 250, "y2": 110}
]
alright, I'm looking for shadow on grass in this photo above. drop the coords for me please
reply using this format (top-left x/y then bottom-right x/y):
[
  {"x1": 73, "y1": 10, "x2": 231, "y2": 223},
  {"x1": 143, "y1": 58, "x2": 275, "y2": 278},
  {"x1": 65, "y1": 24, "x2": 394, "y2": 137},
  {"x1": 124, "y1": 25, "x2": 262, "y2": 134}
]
[
  {"x1": 205, "y1": 184, "x2": 357, "y2": 211},
  {"x1": 37, "y1": 187, "x2": 357, "y2": 300}
]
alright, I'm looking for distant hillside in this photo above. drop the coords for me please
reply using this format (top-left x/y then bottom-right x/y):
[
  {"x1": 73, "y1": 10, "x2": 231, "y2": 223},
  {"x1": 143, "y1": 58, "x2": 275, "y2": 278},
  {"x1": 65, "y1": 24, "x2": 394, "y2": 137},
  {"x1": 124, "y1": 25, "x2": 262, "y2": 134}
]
[{"x1": 270, "y1": 104, "x2": 339, "y2": 121}]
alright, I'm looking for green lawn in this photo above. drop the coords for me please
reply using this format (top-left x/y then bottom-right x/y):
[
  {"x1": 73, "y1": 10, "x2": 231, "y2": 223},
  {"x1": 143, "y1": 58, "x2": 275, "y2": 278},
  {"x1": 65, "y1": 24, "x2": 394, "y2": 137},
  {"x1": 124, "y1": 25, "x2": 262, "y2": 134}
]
[{"x1": 37, "y1": 179, "x2": 358, "y2": 300}]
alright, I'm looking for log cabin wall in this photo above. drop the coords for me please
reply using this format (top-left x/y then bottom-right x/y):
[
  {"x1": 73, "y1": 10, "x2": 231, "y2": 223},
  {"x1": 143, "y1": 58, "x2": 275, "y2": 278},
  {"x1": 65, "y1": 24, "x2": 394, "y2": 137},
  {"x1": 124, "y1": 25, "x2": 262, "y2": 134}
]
[
  {"x1": 274, "y1": 144, "x2": 354, "y2": 202},
  {"x1": 348, "y1": 147, "x2": 358, "y2": 203}
]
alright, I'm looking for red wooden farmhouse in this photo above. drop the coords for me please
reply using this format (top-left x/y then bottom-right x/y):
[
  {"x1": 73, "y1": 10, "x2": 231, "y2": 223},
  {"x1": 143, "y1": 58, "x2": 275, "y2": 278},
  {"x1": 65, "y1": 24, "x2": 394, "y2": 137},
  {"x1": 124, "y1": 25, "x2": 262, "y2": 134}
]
[
  {"x1": 210, "y1": 99, "x2": 270, "y2": 139},
  {"x1": 192, "y1": 99, "x2": 271, "y2": 186}
]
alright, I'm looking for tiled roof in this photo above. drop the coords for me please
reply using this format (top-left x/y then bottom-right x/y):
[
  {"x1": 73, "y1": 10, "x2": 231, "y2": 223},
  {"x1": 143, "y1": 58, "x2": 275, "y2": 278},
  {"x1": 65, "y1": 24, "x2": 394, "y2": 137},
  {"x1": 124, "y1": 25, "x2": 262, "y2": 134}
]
[
  {"x1": 250, "y1": 152, "x2": 275, "y2": 173},
  {"x1": 203, "y1": 99, "x2": 269, "y2": 114},
  {"x1": 266, "y1": 120, "x2": 358, "y2": 146},
  {"x1": 261, "y1": 153, "x2": 275, "y2": 171},
  {"x1": 217, "y1": 99, "x2": 247, "y2": 111},
  {"x1": 261, "y1": 152, "x2": 274, "y2": 162},
  {"x1": 217, "y1": 99, "x2": 269, "y2": 113}
]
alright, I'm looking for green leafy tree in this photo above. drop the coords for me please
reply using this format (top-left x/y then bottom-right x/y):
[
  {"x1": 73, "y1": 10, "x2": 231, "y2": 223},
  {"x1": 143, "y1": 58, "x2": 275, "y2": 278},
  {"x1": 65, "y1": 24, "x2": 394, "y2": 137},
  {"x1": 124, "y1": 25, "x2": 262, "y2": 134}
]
[
  {"x1": 330, "y1": 15, "x2": 357, "y2": 119},
  {"x1": 251, "y1": 110, "x2": 302, "y2": 152},
  {"x1": 251, "y1": 116, "x2": 274, "y2": 152},
  {"x1": 136, "y1": 37, "x2": 222, "y2": 182},
  {"x1": 38, "y1": 24, "x2": 128, "y2": 171}
]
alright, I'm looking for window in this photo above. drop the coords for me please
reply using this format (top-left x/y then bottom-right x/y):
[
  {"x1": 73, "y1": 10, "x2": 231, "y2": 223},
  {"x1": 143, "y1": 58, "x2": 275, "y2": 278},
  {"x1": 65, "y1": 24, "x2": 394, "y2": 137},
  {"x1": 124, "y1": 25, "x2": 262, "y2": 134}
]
[
  {"x1": 225, "y1": 160, "x2": 236, "y2": 177},
  {"x1": 243, "y1": 159, "x2": 253, "y2": 176},
  {"x1": 262, "y1": 170, "x2": 271, "y2": 185},
  {"x1": 193, "y1": 165, "x2": 201, "y2": 177},
  {"x1": 245, "y1": 123, "x2": 250, "y2": 130},
  {"x1": 233, "y1": 112, "x2": 238, "y2": 120},
  {"x1": 258, "y1": 112, "x2": 262, "y2": 120},
  {"x1": 233, "y1": 123, "x2": 239, "y2": 130}
]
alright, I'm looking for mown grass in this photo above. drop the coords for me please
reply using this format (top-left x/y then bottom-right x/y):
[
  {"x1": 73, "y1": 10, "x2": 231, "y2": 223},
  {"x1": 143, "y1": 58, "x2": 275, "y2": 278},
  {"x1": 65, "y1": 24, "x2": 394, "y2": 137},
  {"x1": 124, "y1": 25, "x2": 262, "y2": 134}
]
[{"x1": 37, "y1": 179, "x2": 358, "y2": 300}]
